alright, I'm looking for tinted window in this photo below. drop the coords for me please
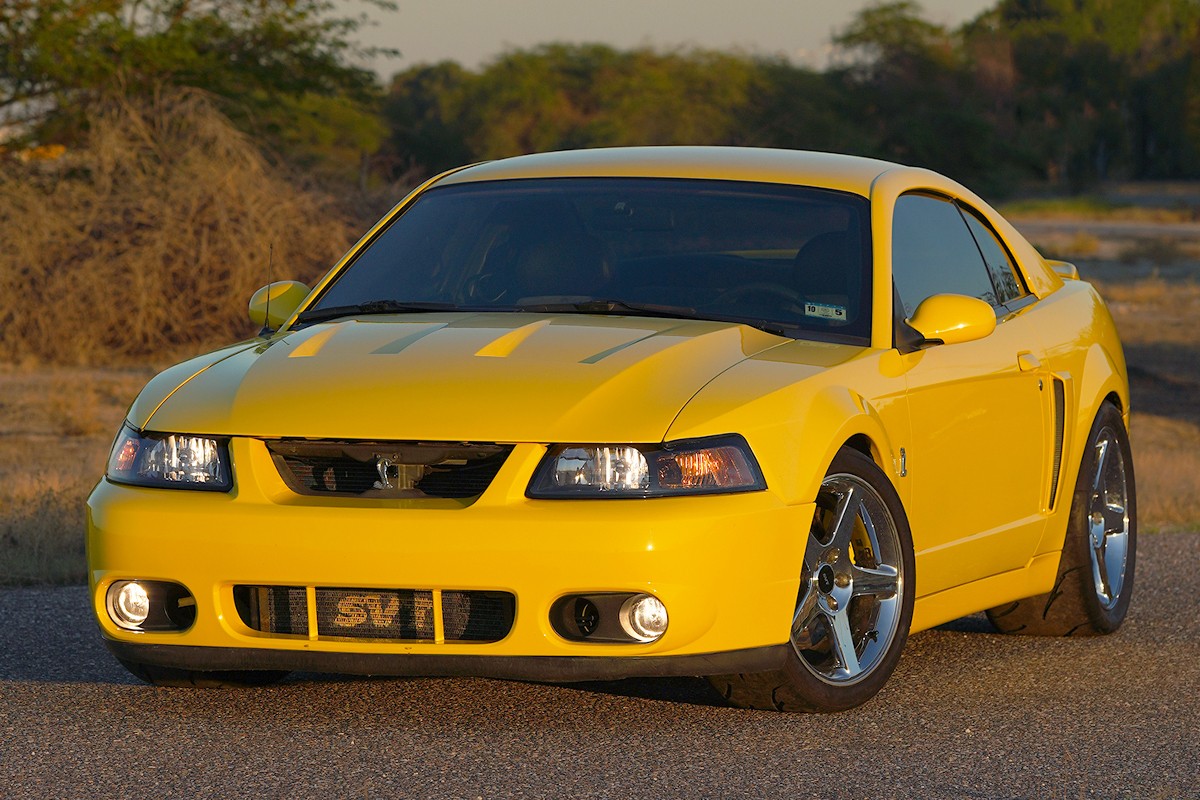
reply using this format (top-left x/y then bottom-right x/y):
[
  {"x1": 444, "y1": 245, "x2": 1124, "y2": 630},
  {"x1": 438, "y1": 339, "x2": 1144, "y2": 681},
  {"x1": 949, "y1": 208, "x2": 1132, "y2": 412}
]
[
  {"x1": 892, "y1": 194, "x2": 997, "y2": 318},
  {"x1": 961, "y1": 208, "x2": 1024, "y2": 305},
  {"x1": 311, "y1": 178, "x2": 873, "y2": 345}
]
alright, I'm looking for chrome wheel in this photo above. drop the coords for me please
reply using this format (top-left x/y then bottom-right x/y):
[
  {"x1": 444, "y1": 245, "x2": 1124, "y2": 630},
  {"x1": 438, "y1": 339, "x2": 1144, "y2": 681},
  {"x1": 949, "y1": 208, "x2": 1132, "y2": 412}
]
[
  {"x1": 1088, "y1": 425, "x2": 1131, "y2": 610},
  {"x1": 710, "y1": 448, "x2": 913, "y2": 711},
  {"x1": 793, "y1": 473, "x2": 904, "y2": 685}
]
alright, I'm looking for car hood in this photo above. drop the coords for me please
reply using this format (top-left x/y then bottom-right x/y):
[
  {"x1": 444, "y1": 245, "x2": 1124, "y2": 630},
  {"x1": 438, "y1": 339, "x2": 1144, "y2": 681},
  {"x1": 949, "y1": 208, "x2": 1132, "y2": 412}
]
[{"x1": 139, "y1": 313, "x2": 802, "y2": 443}]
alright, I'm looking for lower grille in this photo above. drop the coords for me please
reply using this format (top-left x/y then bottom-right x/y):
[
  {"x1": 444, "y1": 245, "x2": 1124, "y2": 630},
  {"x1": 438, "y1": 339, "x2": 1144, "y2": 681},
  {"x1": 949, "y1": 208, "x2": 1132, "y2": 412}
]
[
  {"x1": 233, "y1": 585, "x2": 515, "y2": 643},
  {"x1": 442, "y1": 591, "x2": 517, "y2": 642},
  {"x1": 316, "y1": 588, "x2": 436, "y2": 640},
  {"x1": 233, "y1": 585, "x2": 309, "y2": 636}
]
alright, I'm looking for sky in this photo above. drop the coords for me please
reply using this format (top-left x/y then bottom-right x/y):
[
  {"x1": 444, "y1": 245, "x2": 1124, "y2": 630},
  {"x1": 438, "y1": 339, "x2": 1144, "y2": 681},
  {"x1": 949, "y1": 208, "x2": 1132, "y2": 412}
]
[{"x1": 345, "y1": 0, "x2": 998, "y2": 79}]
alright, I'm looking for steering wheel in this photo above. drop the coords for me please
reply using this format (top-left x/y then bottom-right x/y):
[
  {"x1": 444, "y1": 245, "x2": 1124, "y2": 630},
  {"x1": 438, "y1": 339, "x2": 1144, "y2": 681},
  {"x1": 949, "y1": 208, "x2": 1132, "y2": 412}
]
[{"x1": 462, "y1": 272, "x2": 508, "y2": 303}]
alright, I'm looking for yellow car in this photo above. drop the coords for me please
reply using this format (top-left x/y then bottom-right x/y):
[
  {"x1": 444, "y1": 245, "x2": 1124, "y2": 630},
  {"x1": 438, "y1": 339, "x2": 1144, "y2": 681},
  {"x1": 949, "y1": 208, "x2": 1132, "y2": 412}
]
[{"x1": 88, "y1": 147, "x2": 1135, "y2": 712}]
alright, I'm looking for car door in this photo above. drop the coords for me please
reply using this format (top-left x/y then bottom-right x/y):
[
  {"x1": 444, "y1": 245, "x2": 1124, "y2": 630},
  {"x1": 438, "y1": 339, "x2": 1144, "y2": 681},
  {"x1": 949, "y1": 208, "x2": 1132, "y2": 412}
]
[{"x1": 892, "y1": 193, "x2": 1050, "y2": 595}]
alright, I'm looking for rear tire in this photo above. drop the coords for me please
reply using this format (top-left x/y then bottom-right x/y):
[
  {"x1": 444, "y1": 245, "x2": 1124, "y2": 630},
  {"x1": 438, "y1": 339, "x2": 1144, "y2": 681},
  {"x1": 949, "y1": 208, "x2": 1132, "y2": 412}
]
[
  {"x1": 709, "y1": 448, "x2": 915, "y2": 712},
  {"x1": 987, "y1": 400, "x2": 1136, "y2": 636},
  {"x1": 117, "y1": 658, "x2": 289, "y2": 688}
]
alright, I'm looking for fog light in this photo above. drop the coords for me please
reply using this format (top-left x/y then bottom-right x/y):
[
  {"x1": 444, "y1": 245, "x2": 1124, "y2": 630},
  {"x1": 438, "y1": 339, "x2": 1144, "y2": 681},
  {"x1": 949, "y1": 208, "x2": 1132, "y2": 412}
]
[
  {"x1": 109, "y1": 581, "x2": 150, "y2": 629},
  {"x1": 619, "y1": 594, "x2": 668, "y2": 642}
]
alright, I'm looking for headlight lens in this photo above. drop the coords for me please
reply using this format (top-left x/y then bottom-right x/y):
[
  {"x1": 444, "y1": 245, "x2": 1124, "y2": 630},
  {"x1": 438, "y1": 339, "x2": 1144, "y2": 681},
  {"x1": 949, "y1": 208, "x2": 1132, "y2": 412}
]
[
  {"x1": 527, "y1": 434, "x2": 765, "y2": 498},
  {"x1": 106, "y1": 424, "x2": 232, "y2": 491}
]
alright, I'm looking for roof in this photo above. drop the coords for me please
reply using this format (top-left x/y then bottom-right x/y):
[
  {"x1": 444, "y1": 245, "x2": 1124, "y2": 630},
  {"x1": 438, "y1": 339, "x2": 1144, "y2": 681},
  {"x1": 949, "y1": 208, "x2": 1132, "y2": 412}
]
[{"x1": 436, "y1": 146, "x2": 910, "y2": 197}]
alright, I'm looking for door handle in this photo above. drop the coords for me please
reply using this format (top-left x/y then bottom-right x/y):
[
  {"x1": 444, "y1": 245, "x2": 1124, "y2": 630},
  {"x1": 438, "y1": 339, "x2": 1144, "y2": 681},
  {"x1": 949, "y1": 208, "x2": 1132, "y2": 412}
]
[{"x1": 1017, "y1": 351, "x2": 1041, "y2": 372}]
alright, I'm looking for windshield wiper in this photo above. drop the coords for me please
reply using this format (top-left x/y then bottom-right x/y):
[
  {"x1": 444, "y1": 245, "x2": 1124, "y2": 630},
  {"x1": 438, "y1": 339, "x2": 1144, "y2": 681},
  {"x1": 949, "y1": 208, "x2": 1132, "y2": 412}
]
[
  {"x1": 513, "y1": 298, "x2": 704, "y2": 320},
  {"x1": 513, "y1": 299, "x2": 804, "y2": 338},
  {"x1": 295, "y1": 300, "x2": 464, "y2": 326}
]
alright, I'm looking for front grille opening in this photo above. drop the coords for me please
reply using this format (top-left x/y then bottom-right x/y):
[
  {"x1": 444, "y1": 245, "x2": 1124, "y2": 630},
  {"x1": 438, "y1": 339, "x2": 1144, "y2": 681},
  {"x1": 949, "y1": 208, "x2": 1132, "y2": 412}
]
[
  {"x1": 442, "y1": 591, "x2": 516, "y2": 642},
  {"x1": 233, "y1": 585, "x2": 515, "y2": 643},
  {"x1": 234, "y1": 585, "x2": 309, "y2": 636},
  {"x1": 266, "y1": 440, "x2": 512, "y2": 499},
  {"x1": 316, "y1": 588, "x2": 436, "y2": 641}
]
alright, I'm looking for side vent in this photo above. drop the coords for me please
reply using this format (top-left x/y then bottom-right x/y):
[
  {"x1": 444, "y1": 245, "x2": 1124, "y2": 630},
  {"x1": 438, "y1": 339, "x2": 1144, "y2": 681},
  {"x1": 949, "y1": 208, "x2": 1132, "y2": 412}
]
[{"x1": 1047, "y1": 377, "x2": 1067, "y2": 509}]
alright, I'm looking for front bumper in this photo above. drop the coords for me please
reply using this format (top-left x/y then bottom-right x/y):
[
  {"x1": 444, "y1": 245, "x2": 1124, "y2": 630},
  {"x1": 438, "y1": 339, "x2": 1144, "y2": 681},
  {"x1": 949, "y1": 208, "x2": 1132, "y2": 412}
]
[{"x1": 88, "y1": 439, "x2": 810, "y2": 679}]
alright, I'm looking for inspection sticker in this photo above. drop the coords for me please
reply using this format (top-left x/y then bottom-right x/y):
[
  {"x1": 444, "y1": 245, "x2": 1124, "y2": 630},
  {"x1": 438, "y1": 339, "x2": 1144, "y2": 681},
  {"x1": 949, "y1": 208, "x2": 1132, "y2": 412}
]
[{"x1": 804, "y1": 302, "x2": 846, "y2": 321}]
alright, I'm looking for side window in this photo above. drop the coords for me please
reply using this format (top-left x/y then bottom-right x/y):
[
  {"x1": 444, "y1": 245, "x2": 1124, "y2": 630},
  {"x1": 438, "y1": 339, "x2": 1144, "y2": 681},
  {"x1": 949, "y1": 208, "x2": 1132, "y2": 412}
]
[
  {"x1": 960, "y1": 207, "x2": 1025, "y2": 305},
  {"x1": 892, "y1": 193, "x2": 997, "y2": 318}
]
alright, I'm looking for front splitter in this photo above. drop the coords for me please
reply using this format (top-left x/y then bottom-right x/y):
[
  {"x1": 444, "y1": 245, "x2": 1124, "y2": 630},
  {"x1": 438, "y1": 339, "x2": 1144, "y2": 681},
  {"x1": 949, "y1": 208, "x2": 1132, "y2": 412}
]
[{"x1": 105, "y1": 640, "x2": 790, "y2": 682}]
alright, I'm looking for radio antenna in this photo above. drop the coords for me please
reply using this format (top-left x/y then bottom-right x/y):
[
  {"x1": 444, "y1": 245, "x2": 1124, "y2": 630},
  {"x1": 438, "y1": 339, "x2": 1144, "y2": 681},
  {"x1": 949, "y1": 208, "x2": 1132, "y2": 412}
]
[{"x1": 258, "y1": 243, "x2": 274, "y2": 339}]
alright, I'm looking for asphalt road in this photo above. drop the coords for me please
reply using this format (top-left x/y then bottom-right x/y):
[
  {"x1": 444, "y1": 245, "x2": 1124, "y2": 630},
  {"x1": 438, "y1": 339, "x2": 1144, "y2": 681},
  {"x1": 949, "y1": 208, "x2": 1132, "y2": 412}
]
[{"x1": 2, "y1": 534, "x2": 1198, "y2": 800}]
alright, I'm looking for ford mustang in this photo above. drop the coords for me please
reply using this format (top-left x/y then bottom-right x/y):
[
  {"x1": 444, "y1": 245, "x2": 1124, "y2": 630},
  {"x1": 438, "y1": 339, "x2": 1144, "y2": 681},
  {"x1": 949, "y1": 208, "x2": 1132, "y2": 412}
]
[{"x1": 88, "y1": 147, "x2": 1135, "y2": 712}]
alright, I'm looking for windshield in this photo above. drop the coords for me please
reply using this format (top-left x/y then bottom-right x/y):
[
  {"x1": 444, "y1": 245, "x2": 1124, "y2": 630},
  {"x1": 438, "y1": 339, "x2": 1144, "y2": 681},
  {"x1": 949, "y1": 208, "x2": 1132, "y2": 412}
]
[{"x1": 308, "y1": 177, "x2": 872, "y2": 344}]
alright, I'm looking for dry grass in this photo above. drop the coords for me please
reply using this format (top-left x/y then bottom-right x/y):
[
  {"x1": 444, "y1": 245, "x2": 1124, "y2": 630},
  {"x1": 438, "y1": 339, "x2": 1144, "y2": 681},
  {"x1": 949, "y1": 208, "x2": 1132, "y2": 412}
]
[
  {"x1": 1117, "y1": 237, "x2": 1188, "y2": 265},
  {"x1": 1084, "y1": 266, "x2": 1200, "y2": 530},
  {"x1": 0, "y1": 366, "x2": 154, "y2": 584},
  {"x1": 0, "y1": 475, "x2": 93, "y2": 585},
  {"x1": 1001, "y1": 196, "x2": 1195, "y2": 223},
  {"x1": 0, "y1": 89, "x2": 364, "y2": 582},
  {"x1": 0, "y1": 89, "x2": 357, "y2": 365},
  {"x1": 1093, "y1": 272, "x2": 1200, "y2": 344},
  {"x1": 1130, "y1": 415, "x2": 1200, "y2": 531}
]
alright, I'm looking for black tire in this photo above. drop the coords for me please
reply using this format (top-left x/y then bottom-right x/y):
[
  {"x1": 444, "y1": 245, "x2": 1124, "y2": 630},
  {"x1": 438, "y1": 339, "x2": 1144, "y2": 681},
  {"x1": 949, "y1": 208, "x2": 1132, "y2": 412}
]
[
  {"x1": 987, "y1": 400, "x2": 1136, "y2": 636},
  {"x1": 709, "y1": 448, "x2": 915, "y2": 712},
  {"x1": 117, "y1": 658, "x2": 289, "y2": 688}
]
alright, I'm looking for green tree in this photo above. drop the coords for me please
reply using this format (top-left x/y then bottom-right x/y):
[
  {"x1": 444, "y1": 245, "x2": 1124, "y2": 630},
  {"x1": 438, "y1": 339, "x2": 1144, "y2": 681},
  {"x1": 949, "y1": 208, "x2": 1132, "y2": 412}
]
[
  {"x1": 1, "y1": 0, "x2": 393, "y2": 181},
  {"x1": 383, "y1": 44, "x2": 767, "y2": 175},
  {"x1": 975, "y1": 0, "x2": 1200, "y2": 183},
  {"x1": 739, "y1": 59, "x2": 871, "y2": 156},
  {"x1": 832, "y1": 2, "x2": 1011, "y2": 189},
  {"x1": 383, "y1": 61, "x2": 475, "y2": 177}
]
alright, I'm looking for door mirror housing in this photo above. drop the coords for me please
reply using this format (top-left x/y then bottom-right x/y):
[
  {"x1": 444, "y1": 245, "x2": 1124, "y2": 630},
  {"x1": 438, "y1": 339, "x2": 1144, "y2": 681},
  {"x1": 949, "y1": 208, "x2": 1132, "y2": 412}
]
[
  {"x1": 904, "y1": 293, "x2": 996, "y2": 349},
  {"x1": 248, "y1": 280, "x2": 310, "y2": 332}
]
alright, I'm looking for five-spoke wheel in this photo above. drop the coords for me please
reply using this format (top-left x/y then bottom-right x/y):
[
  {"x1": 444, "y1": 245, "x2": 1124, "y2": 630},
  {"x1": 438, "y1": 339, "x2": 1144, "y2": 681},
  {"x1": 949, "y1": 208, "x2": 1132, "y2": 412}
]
[
  {"x1": 710, "y1": 447, "x2": 914, "y2": 712},
  {"x1": 792, "y1": 472, "x2": 904, "y2": 686}
]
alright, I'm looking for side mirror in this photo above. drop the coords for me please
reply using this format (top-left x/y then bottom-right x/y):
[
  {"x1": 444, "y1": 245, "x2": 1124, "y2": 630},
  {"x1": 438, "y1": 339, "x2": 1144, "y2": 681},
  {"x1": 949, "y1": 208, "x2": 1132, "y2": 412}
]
[
  {"x1": 905, "y1": 293, "x2": 996, "y2": 348},
  {"x1": 248, "y1": 280, "x2": 310, "y2": 332}
]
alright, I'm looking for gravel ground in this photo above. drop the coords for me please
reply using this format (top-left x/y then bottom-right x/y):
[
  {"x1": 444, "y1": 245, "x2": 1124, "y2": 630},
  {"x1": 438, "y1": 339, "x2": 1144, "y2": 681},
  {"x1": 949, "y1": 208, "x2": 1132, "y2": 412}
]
[{"x1": 1, "y1": 533, "x2": 1197, "y2": 799}]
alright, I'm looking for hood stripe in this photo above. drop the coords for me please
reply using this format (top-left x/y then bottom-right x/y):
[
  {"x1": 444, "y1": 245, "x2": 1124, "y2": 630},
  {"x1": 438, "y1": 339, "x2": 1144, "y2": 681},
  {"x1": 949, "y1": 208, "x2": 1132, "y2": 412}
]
[
  {"x1": 580, "y1": 323, "x2": 689, "y2": 364},
  {"x1": 372, "y1": 322, "x2": 448, "y2": 355},
  {"x1": 475, "y1": 319, "x2": 553, "y2": 358}
]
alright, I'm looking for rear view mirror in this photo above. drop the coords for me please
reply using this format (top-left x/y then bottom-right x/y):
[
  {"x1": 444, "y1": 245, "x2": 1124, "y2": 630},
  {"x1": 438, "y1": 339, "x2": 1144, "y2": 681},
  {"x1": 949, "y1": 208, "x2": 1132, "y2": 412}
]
[
  {"x1": 248, "y1": 280, "x2": 310, "y2": 332},
  {"x1": 905, "y1": 293, "x2": 996, "y2": 348}
]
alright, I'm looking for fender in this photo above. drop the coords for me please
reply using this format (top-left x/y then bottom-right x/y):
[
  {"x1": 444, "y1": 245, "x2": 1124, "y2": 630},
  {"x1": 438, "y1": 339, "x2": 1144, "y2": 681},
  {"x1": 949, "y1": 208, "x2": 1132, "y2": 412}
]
[
  {"x1": 784, "y1": 385, "x2": 904, "y2": 505},
  {"x1": 665, "y1": 349, "x2": 908, "y2": 507},
  {"x1": 1033, "y1": 289, "x2": 1130, "y2": 558},
  {"x1": 128, "y1": 339, "x2": 262, "y2": 429}
]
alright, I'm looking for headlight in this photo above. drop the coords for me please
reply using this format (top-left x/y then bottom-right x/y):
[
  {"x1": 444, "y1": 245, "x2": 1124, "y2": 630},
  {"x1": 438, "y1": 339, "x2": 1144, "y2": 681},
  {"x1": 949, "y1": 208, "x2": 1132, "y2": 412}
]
[
  {"x1": 106, "y1": 424, "x2": 232, "y2": 491},
  {"x1": 527, "y1": 434, "x2": 766, "y2": 498}
]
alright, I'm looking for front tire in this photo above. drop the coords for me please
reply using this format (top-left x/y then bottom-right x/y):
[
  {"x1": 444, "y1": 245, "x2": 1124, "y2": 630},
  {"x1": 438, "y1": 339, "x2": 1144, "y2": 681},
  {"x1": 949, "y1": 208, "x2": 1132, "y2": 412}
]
[
  {"x1": 987, "y1": 400, "x2": 1136, "y2": 636},
  {"x1": 709, "y1": 448, "x2": 915, "y2": 712}
]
